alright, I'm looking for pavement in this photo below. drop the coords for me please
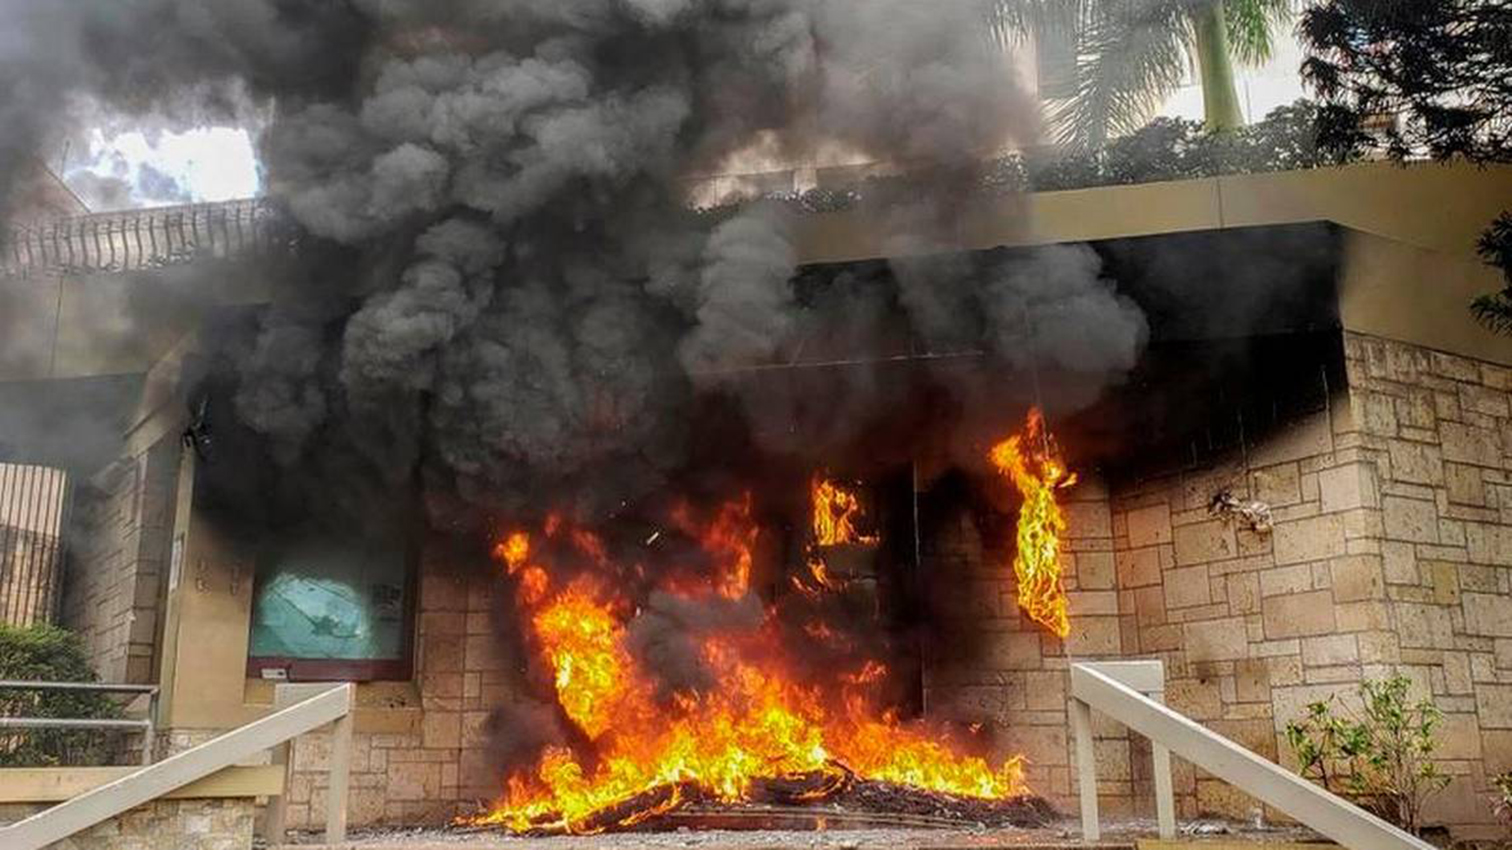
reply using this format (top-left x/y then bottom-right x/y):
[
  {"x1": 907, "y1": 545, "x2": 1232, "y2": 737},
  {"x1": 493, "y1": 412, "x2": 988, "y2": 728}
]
[{"x1": 276, "y1": 817, "x2": 1335, "y2": 850}]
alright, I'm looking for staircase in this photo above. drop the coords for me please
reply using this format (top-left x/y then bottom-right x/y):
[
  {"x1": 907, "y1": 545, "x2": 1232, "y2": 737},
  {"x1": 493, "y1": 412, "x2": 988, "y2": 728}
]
[
  {"x1": 1069, "y1": 661, "x2": 1433, "y2": 850},
  {"x1": 0, "y1": 682, "x2": 353, "y2": 850}
]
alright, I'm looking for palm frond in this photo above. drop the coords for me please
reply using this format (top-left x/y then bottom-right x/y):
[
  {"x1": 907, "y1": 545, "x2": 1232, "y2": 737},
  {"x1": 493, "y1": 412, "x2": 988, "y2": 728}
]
[
  {"x1": 1049, "y1": 0, "x2": 1192, "y2": 149},
  {"x1": 1226, "y1": 0, "x2": 1295, "y2": 65},
  {"x1": 988, "y1": 0, "x2": 1089, "y2": 46},
  {"x1": 1471, "y1": 292, "x2": 1512, "y2": 336}
]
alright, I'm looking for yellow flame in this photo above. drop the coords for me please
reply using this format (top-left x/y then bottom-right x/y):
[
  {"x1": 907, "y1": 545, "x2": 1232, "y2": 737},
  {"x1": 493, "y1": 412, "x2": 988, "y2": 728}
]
[
  {"x1": 989, "y1": 408, "x2": 1076, "y2": 638},
  {"x1": 476, "y1": 509, "x2": 1027, "y2": 834},
  {"x1": 811, "y1": 477, "x2": 879, "y2": 547}
]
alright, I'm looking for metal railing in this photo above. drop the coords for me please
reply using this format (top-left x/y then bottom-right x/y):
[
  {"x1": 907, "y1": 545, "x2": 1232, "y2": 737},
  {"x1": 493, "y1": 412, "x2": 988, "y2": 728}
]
[
  {"x1": 0, "y1": 681, "x2": 159, "y2": 766},
  {"x1": 0, "y1": 682, "x2": 353, "y2": 850},
  {"x1": 1069, "y1": 661, "x2": 1435, "y2": 850},
  {"x1": 0, "y1": 198, "x2": 296, "y2": 280},
  {"x1": 0, "y1": 463, "x2": 72, "y2": 627}
]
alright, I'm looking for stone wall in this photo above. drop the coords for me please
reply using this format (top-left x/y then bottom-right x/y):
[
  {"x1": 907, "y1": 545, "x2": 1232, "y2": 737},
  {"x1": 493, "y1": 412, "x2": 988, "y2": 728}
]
[
  {"x1": 1340, "y1": 331, "x2": 1512, "y2": 836},
  {"x1": 1092, "y1": 331, "x2": 1512, "y2": 838},
  {"x1": 1108, "y1": 392, "x2": 1376, "y2": 823},
  {"x1": 202, "y1": 329, "x2": 1512, "y2": 839},
  {"x1": 277, "y1": 548, "x2": 516, "y2": 829},
  {"x1": 64, "y1": 435, "x2": 180, "y2": 684},
  {"x1": 0, "y1": 798, "x2": 254, "y2": 850}
]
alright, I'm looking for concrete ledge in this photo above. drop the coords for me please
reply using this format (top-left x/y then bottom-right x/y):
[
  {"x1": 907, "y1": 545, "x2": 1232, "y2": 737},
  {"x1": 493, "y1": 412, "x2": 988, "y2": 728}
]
[{"x1": 0, "y1": 765, "x2": 283, "y2": 804}]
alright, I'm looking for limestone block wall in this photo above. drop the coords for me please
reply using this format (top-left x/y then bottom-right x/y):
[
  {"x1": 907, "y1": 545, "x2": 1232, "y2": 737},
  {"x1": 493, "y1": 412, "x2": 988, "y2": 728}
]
[
  {"x1": 0, "y1": 798, "x2": 254, "y2": 850},
  {"x1": 64, "y1": 434, "x2": 180, "y2": 684},
  {"x1": 1108, "y1": 393, "x2": 1379, "y2": 823},
  {"x1": 1341, "y1": 330, "x2": 1512, "y2": 835},
  {"x1": 922, "y1": 475, "x2": 1130, "y2": 814},
  {"x1": 240, "y1": 326, "x2": 1512, "y2": 839},
  {"x1": 1098, "y1": 331, "x2": 1512, "y2": 838},
  {"x1": 279, "y1": 548, "x2": 519, "y2": 828}
]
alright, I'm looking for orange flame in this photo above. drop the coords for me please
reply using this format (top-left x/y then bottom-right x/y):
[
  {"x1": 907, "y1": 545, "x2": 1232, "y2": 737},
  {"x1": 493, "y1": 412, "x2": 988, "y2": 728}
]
[
  {"x1": 495, "y1": 531, "x2": 531, "y2": 573},
  {"x1": 476, "y1": 511, "x2": 1027, "y2": 834},
  {"x1": 989, "y1": 408, "x2": 1076, "y2": 638},
  {"x1": 494, "y1": 531, "x2": 550, "y2": 604},
  {"x1": 672, "y1": 495, "x2": 758, "y2": 599},
  {"x1": 810, "y1": 476, "x2": 879, "y2": 547},
  {"x1": 533, "y1": 583, "x2": 635, "y2": 740}
]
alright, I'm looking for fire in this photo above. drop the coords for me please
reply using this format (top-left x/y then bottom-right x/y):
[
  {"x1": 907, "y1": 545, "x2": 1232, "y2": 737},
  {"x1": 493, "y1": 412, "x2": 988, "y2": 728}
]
[
  {"x1": 478, "y1": 505, "x2": 1028, "y2": 834},
  {"x1": 672, "y1": 494, "x2": 758, "y2": 598},
  {"x1": 810, "y1": 476, "x2": 879, "y2": 547},
  {"x1": 989, "y1": 408, "x2": 1077, "y2": 638},
  {"x1": 495, "y1": 531, "x2": 549, "y2": 604},
  {"x1": 533, "y1": 583, "x2": 634, "y2": 740}
]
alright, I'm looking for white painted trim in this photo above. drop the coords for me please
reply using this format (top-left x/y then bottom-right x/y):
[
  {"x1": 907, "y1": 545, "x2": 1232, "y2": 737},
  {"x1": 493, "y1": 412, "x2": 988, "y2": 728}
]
[
  {"x1": 1070, "y1": 664, "x2": 1434, "y2": 850},
  {"x1": 0, "y1": 765, "x2": 283, "y2": 804},
  {"x1": 1069, "y1": 659, "x2": 1174, "y2": 840},
  {"x1": 0, "y1": 683, "x2": 353, "y2": 850}
]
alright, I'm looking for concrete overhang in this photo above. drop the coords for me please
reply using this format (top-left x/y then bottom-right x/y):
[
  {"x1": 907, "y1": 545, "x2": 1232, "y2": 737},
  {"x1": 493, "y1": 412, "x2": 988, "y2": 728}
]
[
  {"x1": 794, "y1": 160, "x2": 1512, "y2": 263},
  {"x1": 2, "y1": 160, "x2": 1508, "y2": 383}
]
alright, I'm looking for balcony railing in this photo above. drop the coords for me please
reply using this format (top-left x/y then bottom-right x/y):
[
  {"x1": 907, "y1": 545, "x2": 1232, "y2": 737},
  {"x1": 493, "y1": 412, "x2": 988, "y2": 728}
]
[{"x1": 0, "y1": 199, "x2": 295, "y2": 280}]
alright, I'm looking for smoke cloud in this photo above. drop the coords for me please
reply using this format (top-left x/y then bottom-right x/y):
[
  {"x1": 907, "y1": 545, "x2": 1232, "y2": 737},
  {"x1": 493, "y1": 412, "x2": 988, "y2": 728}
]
[
  {"x1": 0, "y1": 0, "x2": 1156, "y2": 523},
  {"x1": 0, "y1": 0, "x2": 1183, "y2": 793}
]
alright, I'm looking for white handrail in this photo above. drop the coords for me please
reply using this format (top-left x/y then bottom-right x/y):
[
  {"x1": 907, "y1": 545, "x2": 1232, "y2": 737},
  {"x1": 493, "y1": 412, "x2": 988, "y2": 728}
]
[
  {"x1": 0, "y1": 683, "x2": 353, "y2": 850},
  {"x1": 1069, "y1": 663, "x2": 1435, "y2": 850}
]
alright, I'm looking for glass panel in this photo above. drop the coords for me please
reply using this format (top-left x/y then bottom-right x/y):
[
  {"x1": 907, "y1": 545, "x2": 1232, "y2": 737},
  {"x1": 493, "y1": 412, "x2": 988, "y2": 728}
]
[{"x1": 248, "y1": 537, "x2": 408, "y2": 662}]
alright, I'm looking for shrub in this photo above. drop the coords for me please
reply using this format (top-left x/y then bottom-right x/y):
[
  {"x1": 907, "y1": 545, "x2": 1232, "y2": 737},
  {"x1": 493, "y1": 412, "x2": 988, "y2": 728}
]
[
  {"x1": 1492, "y1": 771, "x2": 1512, "y2": 830},
  {"x1": 1285, "y1": 674, "x2": 1450, "y2": 836},
  {"x1": 0, "y1": 623, "x2": 122, "y2": 766},
  {"x1": 694, "y1": 99, "x2": 1355, "y2": 218}
]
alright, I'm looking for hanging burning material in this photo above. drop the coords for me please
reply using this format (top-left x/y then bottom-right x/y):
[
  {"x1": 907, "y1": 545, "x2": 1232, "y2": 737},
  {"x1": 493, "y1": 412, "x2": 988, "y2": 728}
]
[{"x1": 989, "y1": 408, "x2": 1076, "y2": 638}]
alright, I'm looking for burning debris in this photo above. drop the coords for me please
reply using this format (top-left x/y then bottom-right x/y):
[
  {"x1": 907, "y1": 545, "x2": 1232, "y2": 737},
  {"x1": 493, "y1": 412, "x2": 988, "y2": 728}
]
[
  {"x1": 476, "y1": 518, "x2": 1032, "y2": 834},
  {"x1": 811, "y1": 477, "x2": 879, "y2": 548},
  {"x1": 469, "y1": 416, "x2": 1071, "y2": 836},
  {"x1": 990, "y1": 408, "x2": 1076, "y2": 638}
]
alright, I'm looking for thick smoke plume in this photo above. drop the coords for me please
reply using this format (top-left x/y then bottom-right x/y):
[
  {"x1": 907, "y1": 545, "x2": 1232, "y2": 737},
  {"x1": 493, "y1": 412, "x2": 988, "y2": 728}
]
[
  {"x1": 0, "y1": 0, "x2": 1164, "y2": 795},
  {"x1": 1, "y1": 1, "x2": 1147, "y2": 520}
]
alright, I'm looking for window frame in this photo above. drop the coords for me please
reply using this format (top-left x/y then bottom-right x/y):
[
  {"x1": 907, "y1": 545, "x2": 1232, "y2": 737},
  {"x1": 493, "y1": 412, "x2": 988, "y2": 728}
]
[{"x1": 244, "y1": 525, "x2": 420, "y2": 684}]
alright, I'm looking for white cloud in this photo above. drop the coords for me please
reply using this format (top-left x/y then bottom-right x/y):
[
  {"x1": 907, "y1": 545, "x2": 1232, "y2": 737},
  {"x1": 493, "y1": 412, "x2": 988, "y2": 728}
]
[{"x1": 67, "y1": 125, "x2": 262, "y2": 210}]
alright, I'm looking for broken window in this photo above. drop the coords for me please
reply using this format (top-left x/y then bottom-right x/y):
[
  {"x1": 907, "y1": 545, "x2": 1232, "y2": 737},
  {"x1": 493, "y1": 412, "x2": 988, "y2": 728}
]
[{"x1": 246, "y1": 532, "x2": 414, "y2": 682}]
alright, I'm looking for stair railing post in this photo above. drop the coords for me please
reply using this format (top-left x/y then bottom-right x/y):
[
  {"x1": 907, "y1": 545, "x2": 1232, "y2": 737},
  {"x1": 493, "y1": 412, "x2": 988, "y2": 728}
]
[
  {"x1": 1150, "y1": 683, "x2": 1176, "y2": 840},
  {"x1": 265, "y1": 683, "x2": 354, "y2": 847},
  {"x1": 324, "y1": 689, "x2": 354, "y2": 844},
  {"x1": 1070, "y1": 695, "x2": 1099, "y2": 842}
]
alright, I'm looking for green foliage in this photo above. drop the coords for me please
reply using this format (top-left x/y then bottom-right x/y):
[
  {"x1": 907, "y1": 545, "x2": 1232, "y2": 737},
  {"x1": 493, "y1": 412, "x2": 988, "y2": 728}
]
[
  {"x1": 1492, "y1": 771, "x2": 1512, "y2": 828},
  {"x1": 1027, "y1": 101, "x2": 1335, "y2": 190},
  {"x1": 993, "y1": 1, "x2": 1294, "y2": 147},
  {"x1": 697, "y1": 101, "x2": 1343, "y2": 219},
  {"x1": 1471, "y1": 213, "x2": 1512, "y2": 335},
  {"x1": 1300, "y1": 0, "x2": 1512, "y2": 333},
  {"x1": 0, "y1": 623, "x2": 122, "y2": 767},
  {"x1": 1285, "y1": 674, "x2": 1450, "y2": 836}
]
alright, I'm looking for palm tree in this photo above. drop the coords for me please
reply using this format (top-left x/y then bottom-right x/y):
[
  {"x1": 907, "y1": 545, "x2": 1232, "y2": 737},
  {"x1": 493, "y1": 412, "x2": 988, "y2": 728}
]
[{"x1": 993, "y1": 1, "x2": 1293, "y2": 149}]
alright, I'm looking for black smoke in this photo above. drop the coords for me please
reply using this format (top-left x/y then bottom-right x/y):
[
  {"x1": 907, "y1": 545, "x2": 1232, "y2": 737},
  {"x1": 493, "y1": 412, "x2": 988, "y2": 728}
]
[
  {"x1": 0, "y1": 1, "x2": 1156, "y2": 529},
  {"x1": 0, "y1": 2, "x2": 1169, "y2": 794}
]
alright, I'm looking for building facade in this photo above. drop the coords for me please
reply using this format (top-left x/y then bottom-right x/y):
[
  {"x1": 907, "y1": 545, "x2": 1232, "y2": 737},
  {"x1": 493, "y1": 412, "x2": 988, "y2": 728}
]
[{"x1": 3, "y1": 162, "x2": 1511, "y2": 839}]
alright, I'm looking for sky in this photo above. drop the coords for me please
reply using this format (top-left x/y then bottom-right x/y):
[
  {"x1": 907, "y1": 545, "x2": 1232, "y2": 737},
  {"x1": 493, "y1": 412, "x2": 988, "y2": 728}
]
[
  {"x1": 65, "y1": 125, "x2": 261, "y2": 211},
  {"x1": 1158, "y1": 29, "x2": 1310, "y2": 125},
  {"x1": 60, "y1": 28, "x2": 1309, "y2": 212}
]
